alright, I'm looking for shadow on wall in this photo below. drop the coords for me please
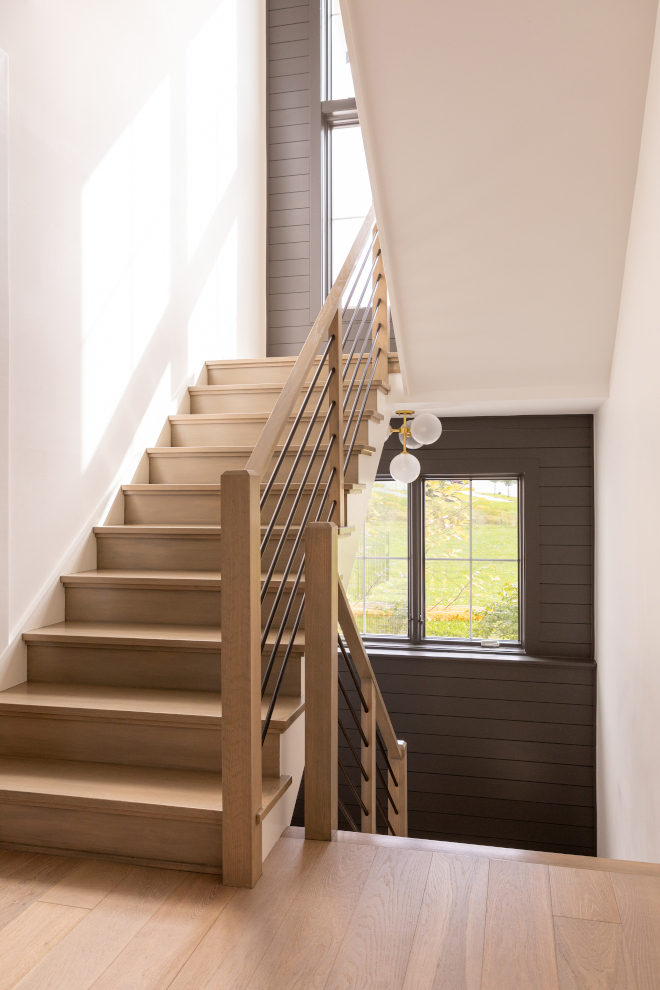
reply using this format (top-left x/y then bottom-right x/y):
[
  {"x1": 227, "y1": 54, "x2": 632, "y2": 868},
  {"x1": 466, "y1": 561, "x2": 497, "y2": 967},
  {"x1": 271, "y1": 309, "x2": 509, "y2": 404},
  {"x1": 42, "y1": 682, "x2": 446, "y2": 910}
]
[{"x1": 1, "y1": 0, "x2": 265, "y2": 687}]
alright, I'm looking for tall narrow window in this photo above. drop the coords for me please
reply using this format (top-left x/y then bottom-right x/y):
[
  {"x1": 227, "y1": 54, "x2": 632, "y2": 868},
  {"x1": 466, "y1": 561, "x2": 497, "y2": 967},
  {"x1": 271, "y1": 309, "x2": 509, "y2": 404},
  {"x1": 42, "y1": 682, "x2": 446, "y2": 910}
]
[
  {"x1": 330, "y1": 127, "x2": 371, "y2": 282},
  {"x1": 424, "y1": 480, "x2": 519, "y2": 642},
  {"x1": 328, "y1": 0, "x2": 354, "y2": 99},
  {"x1": 348, "y1": 480, "x2": 409, "y2": 635},
  {"x1": 323, "y1": 0, "x2": 373, "y2": 290}
]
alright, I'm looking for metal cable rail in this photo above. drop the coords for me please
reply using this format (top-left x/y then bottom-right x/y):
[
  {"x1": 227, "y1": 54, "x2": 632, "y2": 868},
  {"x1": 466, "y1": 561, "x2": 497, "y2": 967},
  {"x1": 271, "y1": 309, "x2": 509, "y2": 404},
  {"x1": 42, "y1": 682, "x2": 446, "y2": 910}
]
[
  {"x1": 337, "y1": 636, "x2": 399, "y2": 835},
  {"x1": 257, "y1": 216, "x2": 385, "y2": 745}
]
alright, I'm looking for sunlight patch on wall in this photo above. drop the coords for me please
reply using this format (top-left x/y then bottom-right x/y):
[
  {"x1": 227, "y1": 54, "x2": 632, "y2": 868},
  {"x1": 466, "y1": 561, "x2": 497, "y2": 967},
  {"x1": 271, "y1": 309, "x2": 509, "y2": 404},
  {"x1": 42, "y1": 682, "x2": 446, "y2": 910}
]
[
  {"x1": 188, "y1": 221, "x2": 238, "y2": 373},
  {"x1": 81, "y1": 77, "x2": 171, "y2": 471},
  {"x1": 187, "y1": 0, "x2": 237, "y2": 260},
  {"x1": 124, "y1": 362, "x2": 172, "y2": 473}
]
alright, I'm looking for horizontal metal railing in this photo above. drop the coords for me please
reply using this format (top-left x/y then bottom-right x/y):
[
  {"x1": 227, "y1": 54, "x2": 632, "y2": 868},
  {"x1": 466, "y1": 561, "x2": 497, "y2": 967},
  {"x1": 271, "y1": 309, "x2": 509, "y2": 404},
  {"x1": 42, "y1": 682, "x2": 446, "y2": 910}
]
[{"x1": 258, "y1": 209, "x2": 386, "y2": 741}]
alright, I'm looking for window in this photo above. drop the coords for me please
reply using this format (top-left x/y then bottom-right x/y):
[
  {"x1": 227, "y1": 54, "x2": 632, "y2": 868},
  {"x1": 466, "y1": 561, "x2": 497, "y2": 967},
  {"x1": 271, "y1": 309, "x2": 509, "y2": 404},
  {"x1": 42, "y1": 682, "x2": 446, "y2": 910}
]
[
  {"x1": 328, "y1": 0, "x2": 354, "y2": 100},
  {"x1": 330, "y1": 127, "x2": 372, "y2": 283},
  {"x1": 348, "y1": 480, "x2": 408, "y2": 635},
  {"x1": 348, "y1": 476, "x2": 521, "y2": 646},
  {"x1": 322, "y1": 0, "x2": 373, "y2": 291},
  {"x1": 424, "y1": 479, "x2": 519, "y2": 642}
]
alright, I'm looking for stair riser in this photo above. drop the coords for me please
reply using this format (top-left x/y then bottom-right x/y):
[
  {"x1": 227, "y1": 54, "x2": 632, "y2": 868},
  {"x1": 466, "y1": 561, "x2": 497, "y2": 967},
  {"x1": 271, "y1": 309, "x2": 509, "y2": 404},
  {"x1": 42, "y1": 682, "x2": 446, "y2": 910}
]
[
  {"x1": 95, "y1": 533, "x2": 302, "y2": 571},
  {"x1": 27, "y1": 643, "x2": 302, "y2": 695},
  {"x1": 148, "y1": 449, "x2": 365, "y2": 485},
  {"x1": 206, "y1": 356, "x2": 366, "y2": 387},
  {"x1": 169, "y1": 416, "x2": 373, "y2": 448},
  {"x1": 0, "y1": 713, "x2": 283, "y2": 775},
  {"x1": 189, "y1": 382, "x2": 382, "y2": 415},
  {"x1": 122, "y1": 489, "x2": 349, "y2": 526},
  {"x1": 125, "y1": 492, "x2": 222, "y2": 525},
  {"x1": 64, "y1": 586, "x2": 305, "y2": 628},
  {"x1": 0, "y1": 802, "x2": 223, "y2": 871}
]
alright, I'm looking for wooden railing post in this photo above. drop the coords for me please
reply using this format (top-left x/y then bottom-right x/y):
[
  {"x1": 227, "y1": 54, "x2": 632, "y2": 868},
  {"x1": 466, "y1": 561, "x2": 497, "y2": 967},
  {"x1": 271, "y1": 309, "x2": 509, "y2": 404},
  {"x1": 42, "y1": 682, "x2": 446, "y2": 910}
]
[
  {"x1": 390, "y1": 740, "x2": 408, "y2": 837},
  {"x1": 304, "y1": 522, "x2": 338, "y2": 840},
  {"x1": 372, "y1": 227, "x2": 389, "y2": 382},
  {"x1": 220, "y1": 469, "x2": 262, "y2": 887},
  {"x1": 360, "y1": 678, "x2": 377, "y2": 833},
  {"x1": 326, "y1": 308, "x2": 345, "y2": 527}
]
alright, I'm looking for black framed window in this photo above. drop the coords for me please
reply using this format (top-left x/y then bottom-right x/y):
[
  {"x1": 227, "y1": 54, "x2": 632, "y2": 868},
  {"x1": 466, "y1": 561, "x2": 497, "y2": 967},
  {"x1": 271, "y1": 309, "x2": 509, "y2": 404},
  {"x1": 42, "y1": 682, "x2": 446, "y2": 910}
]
[
  {"x1": 422, "y1": 478, "x2": 520, "y2": 644},
  {"x1": 348, "y1": 475, "x2": 521, "y2": 648}
]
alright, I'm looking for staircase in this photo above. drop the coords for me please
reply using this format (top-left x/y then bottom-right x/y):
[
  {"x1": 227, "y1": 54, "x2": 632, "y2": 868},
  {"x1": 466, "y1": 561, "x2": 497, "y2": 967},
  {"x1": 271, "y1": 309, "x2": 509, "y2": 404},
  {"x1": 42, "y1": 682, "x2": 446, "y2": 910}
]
[{"x1": 0, "y1": 209, "x2": 403, "y2": 882}]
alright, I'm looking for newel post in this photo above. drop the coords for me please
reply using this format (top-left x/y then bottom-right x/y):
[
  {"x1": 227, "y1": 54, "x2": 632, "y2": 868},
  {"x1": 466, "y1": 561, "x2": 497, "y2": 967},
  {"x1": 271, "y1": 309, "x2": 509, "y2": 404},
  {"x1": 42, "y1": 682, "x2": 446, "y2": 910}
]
[
  {"x1": 220, "y1": 469, "x2": 263, "y2": 887},
  {"x1": 304, "y1": 521, "x2": 338, "y2": 840}
]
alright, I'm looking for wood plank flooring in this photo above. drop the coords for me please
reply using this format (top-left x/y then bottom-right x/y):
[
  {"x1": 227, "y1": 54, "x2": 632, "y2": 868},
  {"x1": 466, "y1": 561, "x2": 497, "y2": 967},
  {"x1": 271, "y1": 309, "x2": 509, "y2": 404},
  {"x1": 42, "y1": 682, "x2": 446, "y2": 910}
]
[{"x1": 0, "y1": 830, "x2": 658, "y2": 989}]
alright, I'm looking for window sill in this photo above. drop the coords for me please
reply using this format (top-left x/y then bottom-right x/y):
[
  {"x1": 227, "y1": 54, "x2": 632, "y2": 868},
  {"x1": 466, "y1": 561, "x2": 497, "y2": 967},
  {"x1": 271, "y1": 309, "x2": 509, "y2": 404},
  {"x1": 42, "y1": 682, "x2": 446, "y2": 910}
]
[{"x1": 360, "y1": 637, "x2": 596, "y2": 667}]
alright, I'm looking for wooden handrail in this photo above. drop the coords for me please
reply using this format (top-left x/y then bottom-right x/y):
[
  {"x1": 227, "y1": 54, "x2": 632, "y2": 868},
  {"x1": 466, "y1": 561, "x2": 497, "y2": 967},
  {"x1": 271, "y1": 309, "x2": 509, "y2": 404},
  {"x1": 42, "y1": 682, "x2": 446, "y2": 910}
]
[
  {"x1": 337, "y1": 580, "x2": 404, "y2": 762},
  {"x1": 246, "y1": 205, "x2": 376, "y2": 481}
]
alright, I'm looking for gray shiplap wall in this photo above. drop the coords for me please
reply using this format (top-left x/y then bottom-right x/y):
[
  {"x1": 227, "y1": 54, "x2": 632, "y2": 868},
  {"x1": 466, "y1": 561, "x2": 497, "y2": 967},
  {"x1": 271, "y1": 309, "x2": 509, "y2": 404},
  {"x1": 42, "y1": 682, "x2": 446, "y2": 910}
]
[
  {"x1": 267, "y1": 0, "x2": 398, "y2": 356},
  {"x1": 267, "y1": 0, "x2": 320, "y2": 356}
]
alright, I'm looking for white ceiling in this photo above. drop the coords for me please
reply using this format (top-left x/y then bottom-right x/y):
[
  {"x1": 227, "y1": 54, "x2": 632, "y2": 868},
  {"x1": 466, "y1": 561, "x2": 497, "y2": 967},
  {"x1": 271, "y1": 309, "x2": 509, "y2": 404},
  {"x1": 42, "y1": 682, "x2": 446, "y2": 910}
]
[{"x1": 342, "y1": 0, "x2": 658, "y2": 414}]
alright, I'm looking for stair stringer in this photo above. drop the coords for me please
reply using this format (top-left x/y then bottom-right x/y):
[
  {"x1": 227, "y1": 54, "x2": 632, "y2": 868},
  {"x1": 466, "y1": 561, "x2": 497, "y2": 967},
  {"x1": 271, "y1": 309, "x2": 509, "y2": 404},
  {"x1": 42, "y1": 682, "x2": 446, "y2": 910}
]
[{"x1": 338, "y1": 386, "x2": 392, "y2": 582}]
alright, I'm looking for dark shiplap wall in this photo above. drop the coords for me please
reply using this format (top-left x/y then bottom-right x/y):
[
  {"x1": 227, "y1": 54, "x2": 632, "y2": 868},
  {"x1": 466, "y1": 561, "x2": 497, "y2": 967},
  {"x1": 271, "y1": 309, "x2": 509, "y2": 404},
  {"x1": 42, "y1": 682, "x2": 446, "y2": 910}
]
[
  {"x1": 367, "y1": 651, "x2": 595, "y2": 855},
  {"x1": 293, "y1": 652, "x2": 596, "y2": 855},
  {"x1": 267, "y1": 0, "x2": 319, "y2": 357}
]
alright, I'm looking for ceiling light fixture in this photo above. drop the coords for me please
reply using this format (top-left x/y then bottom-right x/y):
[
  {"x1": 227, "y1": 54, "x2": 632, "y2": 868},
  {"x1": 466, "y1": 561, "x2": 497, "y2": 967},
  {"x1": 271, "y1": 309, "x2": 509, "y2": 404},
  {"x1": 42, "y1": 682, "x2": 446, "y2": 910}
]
[{"x1": 389, "y1": 409, "x2": 442, "y2": 484}]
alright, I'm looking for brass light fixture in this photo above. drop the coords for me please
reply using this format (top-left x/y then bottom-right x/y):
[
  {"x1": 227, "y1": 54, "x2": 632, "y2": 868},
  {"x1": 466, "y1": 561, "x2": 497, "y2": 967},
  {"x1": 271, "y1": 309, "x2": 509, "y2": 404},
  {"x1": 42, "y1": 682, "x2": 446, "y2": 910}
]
[{"x1": 388, "y1": 409, "x2": 443, "y2": 484}]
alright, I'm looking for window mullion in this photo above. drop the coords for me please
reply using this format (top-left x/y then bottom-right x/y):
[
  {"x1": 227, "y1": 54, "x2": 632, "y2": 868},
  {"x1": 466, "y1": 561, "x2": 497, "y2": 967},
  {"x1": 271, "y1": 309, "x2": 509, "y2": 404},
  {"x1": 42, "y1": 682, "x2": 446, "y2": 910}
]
[
  {"x1": 469, "y1": 481, "x2": 473, "y2": 640},
  {"x1": 410, "y1": 477, "x2": 423, "y2": 644}
]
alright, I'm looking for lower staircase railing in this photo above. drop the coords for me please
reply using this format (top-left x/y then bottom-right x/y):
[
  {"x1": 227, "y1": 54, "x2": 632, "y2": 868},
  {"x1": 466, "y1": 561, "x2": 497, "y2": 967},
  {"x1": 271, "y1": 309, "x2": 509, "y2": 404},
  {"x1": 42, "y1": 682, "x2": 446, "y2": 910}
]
[
  {"x1": 305, "y1": 522, "x2": 407, "y2": 841},
  {"x1": 221, "y1": 206, "x2": 406, "y2": 887}
]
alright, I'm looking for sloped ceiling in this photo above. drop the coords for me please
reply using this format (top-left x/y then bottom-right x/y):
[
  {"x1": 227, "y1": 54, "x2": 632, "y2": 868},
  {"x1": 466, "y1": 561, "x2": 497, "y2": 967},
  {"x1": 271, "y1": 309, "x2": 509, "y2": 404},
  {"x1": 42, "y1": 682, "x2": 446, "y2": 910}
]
[{"x1": 342, "y1": 0, "x2": 658, "y2": 414}]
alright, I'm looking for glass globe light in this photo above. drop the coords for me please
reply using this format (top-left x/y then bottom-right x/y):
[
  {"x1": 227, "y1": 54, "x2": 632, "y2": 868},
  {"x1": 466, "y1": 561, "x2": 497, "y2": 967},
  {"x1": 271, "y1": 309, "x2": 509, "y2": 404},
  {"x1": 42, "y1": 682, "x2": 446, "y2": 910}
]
[
  {"x1": 398, "y1": 431, "x2": 422, "y2": 450},
  {"x1": 410, "y1": 412, "x2": 442, "y2": 445},
  {"x1": 390, "y1": 452, "x2": 421, "y2": 484}
]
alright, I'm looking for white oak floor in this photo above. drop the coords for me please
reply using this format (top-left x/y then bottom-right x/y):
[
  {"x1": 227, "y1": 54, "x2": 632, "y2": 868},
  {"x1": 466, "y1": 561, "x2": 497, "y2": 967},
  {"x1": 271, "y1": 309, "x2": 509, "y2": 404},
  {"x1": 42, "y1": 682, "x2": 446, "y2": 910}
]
[{"x1": 0, "y1": 826, "x2": 658, "y2": 989}]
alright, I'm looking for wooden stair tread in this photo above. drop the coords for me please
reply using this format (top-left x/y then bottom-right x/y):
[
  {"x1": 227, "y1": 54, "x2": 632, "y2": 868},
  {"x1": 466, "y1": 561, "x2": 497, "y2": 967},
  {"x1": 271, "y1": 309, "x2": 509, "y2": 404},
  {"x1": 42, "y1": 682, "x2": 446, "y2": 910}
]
[
  {"x1": 169, "y1": 410, "x2": 383, "y2": 424},
  {"x1": 189, "y1": 380, "x2": 389, "y2": 394},
  {"x1": 59, "y1": 569, "x2": 326, "y2": 588},
  {"x1": 96, "y1": 525, "x2": 224, "y2": 535},
  {"x1": 0, "y1": 682, "x2": 303, "y2": 730},
  {"x1": 93, "y1": 524, "x2": 354, "y2": 536},
  {"x1": 146, "y1": 443, "x2": 375, "y2": 455},
  {"x1": 206, "y1": 354, "x2": 396, "y2": 368},
  {"x1": 121, "y1": 482, "x2": 365, "y2": 493},
  {"x1": 0, "y1": 755, "x2": 291, "y2": 821},
  {"x1": 23, "y1": 619, "x2": 306, "y2": 652},
  {"x1": 61, "y1": 569, "x2": 224, "y2": 588}
]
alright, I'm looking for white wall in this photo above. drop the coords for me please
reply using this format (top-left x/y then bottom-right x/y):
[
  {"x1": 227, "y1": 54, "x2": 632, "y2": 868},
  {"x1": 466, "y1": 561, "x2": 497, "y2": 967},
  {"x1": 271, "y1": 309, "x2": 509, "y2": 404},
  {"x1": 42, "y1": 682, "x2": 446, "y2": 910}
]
[
  {"x1": 595, "y1": 7, "x2": 660, "y2": 861},
  {"x1": 0, "y1": 0, "x2": 266, "y2": 688}
]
